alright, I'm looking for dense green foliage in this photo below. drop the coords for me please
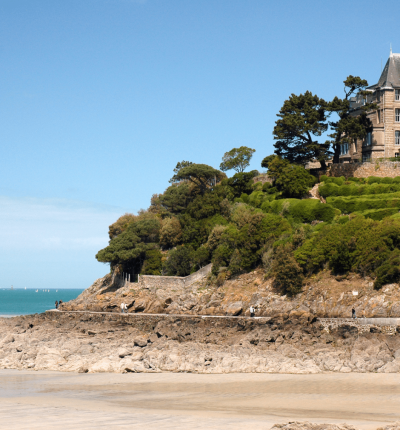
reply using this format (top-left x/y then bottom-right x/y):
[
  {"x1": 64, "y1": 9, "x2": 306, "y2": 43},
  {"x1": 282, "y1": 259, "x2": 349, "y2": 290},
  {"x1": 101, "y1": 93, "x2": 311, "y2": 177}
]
[
  {"x1": 220, "y1": 146, "x2": 256, "y2": 173},
  {"x1": 96, "y1": 153, "x2": 400, "y2": 293},
  {"x1": 273, "y1": 91, "x2": 331, "y2": 168}
]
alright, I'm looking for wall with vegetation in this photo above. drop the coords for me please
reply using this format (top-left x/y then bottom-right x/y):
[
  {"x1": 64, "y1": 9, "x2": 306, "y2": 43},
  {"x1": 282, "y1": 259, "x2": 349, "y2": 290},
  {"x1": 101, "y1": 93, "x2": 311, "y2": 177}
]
[{"x1": 331, "y1": 161, "x2": 400, "y2": 178}]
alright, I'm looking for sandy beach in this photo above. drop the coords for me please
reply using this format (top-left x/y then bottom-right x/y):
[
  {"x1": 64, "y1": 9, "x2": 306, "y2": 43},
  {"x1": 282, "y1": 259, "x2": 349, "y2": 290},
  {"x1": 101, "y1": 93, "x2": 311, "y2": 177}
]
[{"x1": 0, "y1": 371, "x2": 399, "y2": 430}]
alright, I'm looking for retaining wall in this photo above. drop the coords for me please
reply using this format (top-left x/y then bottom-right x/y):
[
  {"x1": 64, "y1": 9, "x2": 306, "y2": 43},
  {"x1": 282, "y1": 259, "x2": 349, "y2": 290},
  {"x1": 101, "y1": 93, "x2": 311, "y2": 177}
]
[
  {"x1": 330, "y1": 161, "x2": 400, "y2": 178},
  {"x1": 137, "y1": 264, "x2": 212, "y2": 291}
]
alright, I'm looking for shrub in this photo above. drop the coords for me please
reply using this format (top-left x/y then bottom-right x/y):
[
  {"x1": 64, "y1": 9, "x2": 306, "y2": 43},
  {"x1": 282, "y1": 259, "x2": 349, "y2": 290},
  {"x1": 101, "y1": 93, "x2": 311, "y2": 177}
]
[
  {"x1": 271, "y1": 244, "x2": 304, "y2": 296},
  {"x1": 228, "y1": 249, "x2": 242, "y2": 275},
  {"x1": 163, "y1": 246, "x2": 194, "y2": 276},
  {"x1": 367, "y1": 176, "x2": 381, "y2": 184},
  {"x1": 320, "y1": 175, "x2": 329, "y2": 182},
  {"x1": 262, "y1": 182, "x2": 272, "y2": 192},
  {"x1": 140, "y1": 249, "x2": 163, "y2": 275},
  {"x1": 374, "y1": 249, "x2": 400, "y2": 289},
  {"x1": 247, "y1": 190, "x2": 266, "y2": 208},
  {"x1": 240, "y1": 193, "x2": 249, "y2": 203},
  {"x1": 212, "y1": 244, "x2": 234, "y2": 275},
  {"x1": 356, "y1": 208, "x2": 399, "y2": 221},
  {"x1": 275, "y1": 165, "x2": 316, "y2": 198},
  {"x1": 269, "y1": 199, "x2": 335, "y2": 223}
]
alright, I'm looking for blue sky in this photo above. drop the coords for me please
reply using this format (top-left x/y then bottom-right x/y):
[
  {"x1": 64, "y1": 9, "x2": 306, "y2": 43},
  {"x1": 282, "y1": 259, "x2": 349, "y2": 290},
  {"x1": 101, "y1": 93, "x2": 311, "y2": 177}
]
[{"x1": 0, "y1": 0, "x2": 398, "y2": 289}]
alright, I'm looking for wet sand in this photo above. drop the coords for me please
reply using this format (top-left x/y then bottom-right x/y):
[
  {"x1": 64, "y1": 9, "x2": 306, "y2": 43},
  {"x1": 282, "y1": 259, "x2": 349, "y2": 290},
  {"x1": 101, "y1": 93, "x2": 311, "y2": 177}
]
[{"x1": 0, "y1": 371, "x2": 399, "y2": 430}]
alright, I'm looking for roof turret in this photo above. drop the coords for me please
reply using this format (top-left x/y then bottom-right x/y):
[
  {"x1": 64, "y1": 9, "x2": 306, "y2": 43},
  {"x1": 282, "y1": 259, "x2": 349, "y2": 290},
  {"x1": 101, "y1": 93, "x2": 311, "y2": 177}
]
[{"x1": 370, "y1": 52, "x2": 400, "y2": 89}]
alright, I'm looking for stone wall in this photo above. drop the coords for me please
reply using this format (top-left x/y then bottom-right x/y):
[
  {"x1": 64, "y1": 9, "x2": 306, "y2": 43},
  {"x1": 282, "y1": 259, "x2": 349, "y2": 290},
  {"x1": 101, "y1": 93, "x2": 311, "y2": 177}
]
[
  {"x1": 319, "y1": 318, "x2": 400, "y2": 335},
  {"x1": 137, "y1": 264, "x2": 212, "y2": 292},
  {"x1": 330, "y1": 161, "x2": 400, "y2": 178},
  {"x1": 252, "y1": 174, "x2": 273, "y2": 185}
]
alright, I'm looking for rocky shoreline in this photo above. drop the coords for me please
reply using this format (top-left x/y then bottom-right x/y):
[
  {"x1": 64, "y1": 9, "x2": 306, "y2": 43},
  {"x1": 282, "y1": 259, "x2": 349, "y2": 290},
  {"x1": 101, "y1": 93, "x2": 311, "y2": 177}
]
[{"x1": 1, "y1": 310, "x2": 399, "y2": 374}]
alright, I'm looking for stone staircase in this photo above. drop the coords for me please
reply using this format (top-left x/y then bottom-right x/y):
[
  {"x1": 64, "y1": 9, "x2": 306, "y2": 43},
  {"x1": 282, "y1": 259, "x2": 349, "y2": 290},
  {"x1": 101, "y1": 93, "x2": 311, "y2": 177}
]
[{"x1": 309, "y1": 183, "x2": 326, "y2": 203}]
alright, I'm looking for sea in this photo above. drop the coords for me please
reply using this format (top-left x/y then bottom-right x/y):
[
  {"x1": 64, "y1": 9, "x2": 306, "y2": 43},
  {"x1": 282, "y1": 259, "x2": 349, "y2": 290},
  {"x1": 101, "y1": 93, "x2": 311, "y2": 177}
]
[{"x1": 0, "y1": 288, "x2": 84, "y2": 317}]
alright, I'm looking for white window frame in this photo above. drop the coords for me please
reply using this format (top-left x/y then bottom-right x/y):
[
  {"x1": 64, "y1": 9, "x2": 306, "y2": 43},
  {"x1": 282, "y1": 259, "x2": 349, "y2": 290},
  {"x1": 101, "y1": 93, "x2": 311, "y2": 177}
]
[
  {"x1": 396, "y1": 130, "x2": 400, "y2": 145},
  {"x1": 396, "y1": 89, "x2": 400, "y2": 101},
  {"x1": 396, "y1": 109, "x2": 400, "y2": 122}
]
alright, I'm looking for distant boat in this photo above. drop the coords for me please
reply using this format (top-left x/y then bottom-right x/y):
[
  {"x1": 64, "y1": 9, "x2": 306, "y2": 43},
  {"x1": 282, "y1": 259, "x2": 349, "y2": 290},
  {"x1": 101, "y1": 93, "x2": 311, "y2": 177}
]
[
  {"x1": 10, "y1": 285, "x2": 13, "y2": 290},
  {"x1": 56, "y1": 290, "x2": 58, "y2": 292},
  {"x1": 24, "y1": 287, "x2": 26, "y2": 290},
  {"x1": 35, "y1": 290, "x2": 38, "y2": 293}
]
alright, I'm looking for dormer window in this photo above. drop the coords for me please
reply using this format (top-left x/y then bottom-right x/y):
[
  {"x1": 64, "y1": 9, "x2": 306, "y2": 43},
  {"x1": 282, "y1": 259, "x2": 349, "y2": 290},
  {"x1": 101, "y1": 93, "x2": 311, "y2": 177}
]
[{"x1": 396, "y1": 90, "x2": 400, "y2": 101}]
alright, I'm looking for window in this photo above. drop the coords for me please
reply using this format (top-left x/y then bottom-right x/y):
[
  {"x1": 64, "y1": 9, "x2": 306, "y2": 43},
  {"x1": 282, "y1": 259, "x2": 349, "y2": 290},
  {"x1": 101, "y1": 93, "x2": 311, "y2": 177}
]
[
  {"x1": 396, "y1": 131, "x2": 400, "y2": 145},
  {"x1": 396, "y1": 109, "x2": 400, "y2": 122},
  {"x1": 366, "y1": 132, "x2": 372, "y2": 146},
  {"x1": 396, "y1": 90, "x2": 400, "y2": 101},
  {"x1": 396, "y1": 153, "x2": 400, "y2": 158},
  {"x1": 340, "y1": 143, "x2": 349, "y2": 155},
  {"x1": 363, "y1": 153, "x2": 371, "y2": 162},
  {"x1": 354, "y1": 139, "x2": 357, "y2": 152}
]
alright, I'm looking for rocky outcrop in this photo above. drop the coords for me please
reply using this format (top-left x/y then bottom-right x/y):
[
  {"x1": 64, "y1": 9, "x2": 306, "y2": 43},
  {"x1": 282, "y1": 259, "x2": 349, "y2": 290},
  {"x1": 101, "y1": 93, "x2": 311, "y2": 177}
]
[
  {"x1": 0, "y1": 311, "x2": 399, "y2": 374},
  {"x1": 61, "y1": 269, "x2": 400, "y2": 320},
  {"x1": 271, "y1": 423, "x2": 358, "y2": 430},
  {"x1": 271, "y1": 423, "x2": 400, "y2": 430}
]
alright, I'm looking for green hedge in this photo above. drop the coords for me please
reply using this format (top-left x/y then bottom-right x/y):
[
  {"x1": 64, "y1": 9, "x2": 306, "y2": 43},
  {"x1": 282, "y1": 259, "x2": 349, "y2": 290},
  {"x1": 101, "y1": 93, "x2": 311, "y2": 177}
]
[
  {"x1": 327, "y1": 195, "x2": 400, "y2": 214},
  {"x1": 319, "y1": 182, "x2": 400, "y2": 198},
  {"x1": 355, "y1": 208, "x2": 399, "y2": 221},
  {"x1": 268, "y1": 199, "x2": 335, "y2": 223}
]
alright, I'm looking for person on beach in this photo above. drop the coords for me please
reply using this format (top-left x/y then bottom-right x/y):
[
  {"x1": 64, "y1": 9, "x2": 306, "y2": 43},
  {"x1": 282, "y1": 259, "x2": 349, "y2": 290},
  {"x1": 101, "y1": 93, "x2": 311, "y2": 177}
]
[
  {"x1": 352, "y1": 308, "x2": 356, "y2": 319},
  {"x1": 250, "y1": 306, "x2": 255, "y2": 318},
  {"x1": 55, "y1": 300, "x2": 58, "y2": 310}
]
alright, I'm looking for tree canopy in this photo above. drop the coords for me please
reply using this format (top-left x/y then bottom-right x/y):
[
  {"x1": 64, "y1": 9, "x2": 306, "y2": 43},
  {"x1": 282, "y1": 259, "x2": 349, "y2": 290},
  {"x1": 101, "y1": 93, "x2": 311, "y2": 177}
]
[
  {"x1": 273, "y1": 91, "x2": 331, "y2": 169},
  {"x1": 170, "y1": 163, "x2": 225, "y2": 194},
  {"x1": 329, "y1": 75, "x2": 377, "y2": 163},
  {"x1": 220, "y1": 146, "x2": 255, "y2": 173}
]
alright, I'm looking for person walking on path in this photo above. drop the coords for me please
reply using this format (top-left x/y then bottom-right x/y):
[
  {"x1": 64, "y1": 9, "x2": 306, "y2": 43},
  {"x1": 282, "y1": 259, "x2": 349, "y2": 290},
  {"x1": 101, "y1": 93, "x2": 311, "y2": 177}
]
[
  {"x1": 250, "y1": 306, "x2": 255, "y2": 318},
  {"x1": 55, "y1": 300, "x2": 58, "y2": 310},
  {"x1": 352, "y1": 308, "x2": 356, "y2": 319},
  {"x1": 121, "y1": 303, "x2": 125, "y2": 314}
]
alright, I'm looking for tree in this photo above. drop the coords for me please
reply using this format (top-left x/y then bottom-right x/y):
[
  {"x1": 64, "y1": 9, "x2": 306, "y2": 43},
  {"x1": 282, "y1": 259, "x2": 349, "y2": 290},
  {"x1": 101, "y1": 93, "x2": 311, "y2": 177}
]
[
  {"x1": 220, "y1": 146, "x2": 256, "y2": 173},
  {"x1": 170, "y1": 163, "x2": 225, "y2": 195},
  {"x1": 261, "y1": 155, "x2": 289, "y2": 180},
  {"x1": 222, "y1": 170, "x2": 258, "y2": 198},
  {"x1": 273, "y1": 91, "x2": 331, "y2": 169},
  {"x1": 275, "y1": 165, "x2": 315, "y2": 198},
  {"x1": 96, "y1": 216, "x2": 161, "y2": 273},
  {"x1": 169, "y1": 161, "x2": 193, "y2": 183},
  {"x1": 163, "y1": 245, "x2": 194, "y2": 276},
  {"x1": 159, "y1": 217, "x2": 182, "y2": 249},
  {"x1": 108, "y1": 213, "x2": 136, "y2": 239},
  {"x1": 329, "y1": 76, "x2": 378, "y2": 163}
]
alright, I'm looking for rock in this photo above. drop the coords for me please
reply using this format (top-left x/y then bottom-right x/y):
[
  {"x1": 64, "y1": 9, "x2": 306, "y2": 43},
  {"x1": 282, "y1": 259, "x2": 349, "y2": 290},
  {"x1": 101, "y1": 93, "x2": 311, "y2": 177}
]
[
  {"x1": 271, "y1": 423, "x2": 359, "y2": 430},
  {"x1": 133, "y1": 336, "x2": 148, "y2": 348},
  {"x1": 377, "y1": 423, "x2": 400, "y2": 430},
  {"x1": 225, "y1": 301, "x2": 243, "y2": 316},
  {"x1": 118, "y1": 348, "x2": 132, "y2": 358}
]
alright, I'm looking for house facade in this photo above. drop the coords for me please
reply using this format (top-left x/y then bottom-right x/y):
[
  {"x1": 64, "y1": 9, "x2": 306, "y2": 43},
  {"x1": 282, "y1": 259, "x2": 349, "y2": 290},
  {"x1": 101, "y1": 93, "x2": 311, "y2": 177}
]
[{"x1": 339, "y1": 50, "x2": 400, "y2": 163}]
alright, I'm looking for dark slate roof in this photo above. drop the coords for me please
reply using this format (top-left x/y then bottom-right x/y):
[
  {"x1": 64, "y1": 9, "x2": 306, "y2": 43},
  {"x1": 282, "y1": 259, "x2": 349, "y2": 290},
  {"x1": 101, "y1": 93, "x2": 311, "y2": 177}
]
[{"x1": 369, "y1": 54, "x2": 400, "y2": 89}]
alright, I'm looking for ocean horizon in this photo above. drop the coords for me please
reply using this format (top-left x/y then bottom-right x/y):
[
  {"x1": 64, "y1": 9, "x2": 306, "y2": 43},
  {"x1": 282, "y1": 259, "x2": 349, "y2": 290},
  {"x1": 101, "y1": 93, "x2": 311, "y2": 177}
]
[{"x1": 0, "y1": 288, "x2": 84, "y2": 317}]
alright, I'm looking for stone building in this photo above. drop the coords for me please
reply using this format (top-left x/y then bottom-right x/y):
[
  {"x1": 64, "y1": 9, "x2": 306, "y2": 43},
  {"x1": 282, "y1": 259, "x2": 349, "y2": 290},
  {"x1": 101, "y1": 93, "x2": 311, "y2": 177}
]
[{"x1": 340, "y1": 50, "x2": 400, "y2": 163}]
